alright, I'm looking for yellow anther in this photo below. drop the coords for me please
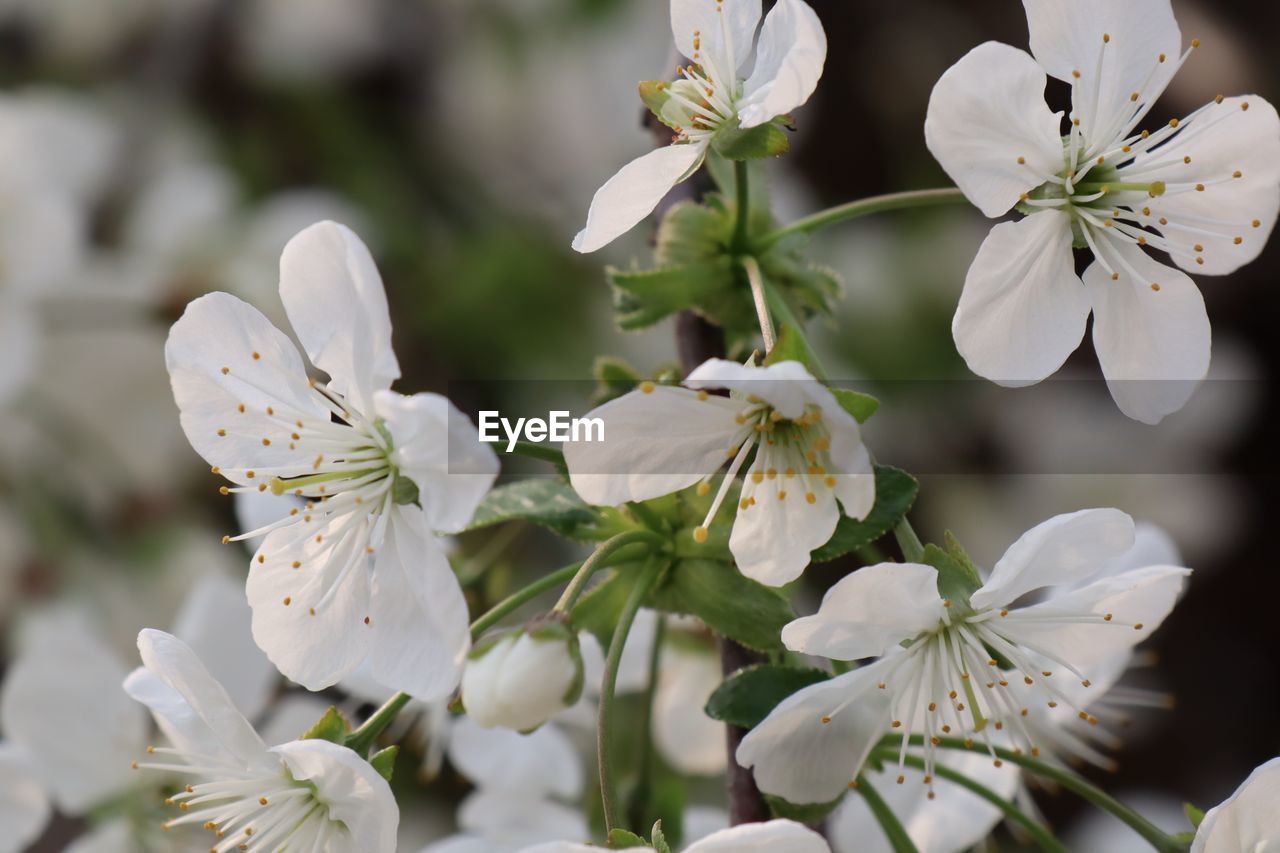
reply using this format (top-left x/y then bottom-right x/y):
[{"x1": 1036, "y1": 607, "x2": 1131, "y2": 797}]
[
  {"x1": 640, "y1": 381, "x2": 656, "y2": 394},
  {"x1": 692, "y1": 526, "x2": 709, "y2": 543}
]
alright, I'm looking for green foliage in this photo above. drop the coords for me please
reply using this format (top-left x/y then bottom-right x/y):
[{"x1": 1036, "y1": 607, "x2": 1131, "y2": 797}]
[
  {"x1": 593, "y1": 356, "x2": 642, "y2": 404},
  {"x1": 301, "y1": 706, "x2": 350, "y2": 744},
  {"x1": 648, "y1": 559, "x2": 795, "y2": 652},
  {"x1": 765, "y1": 792, "x2": 847, "y2": 824},
  {"x1": 571, "y1": 567, "x2": 643, "y2": 651},
  {"x1": 714, "y1": 122, "x2": 791, "y2": 161},
  {"x1": 650, "y1": 821, "x2": 673, "y2": 853},
  {"x1": 370, "y1": 746, "x2": 399, "y2": 782},
  {"x1": 811, "y1": 466, "x2": 919, "y2": 562},
  {"x1": 831, "y1": 387, "x2": 880, "y2": 423},
  {"x1": 1184, "y1": 802, "x2": 1207, "y2": 828},
  {"x1": 921, "y1": 543, "x2": 980, "y2": 613},
  {"x1": 705, "y1": 663, "x2": 832, "y2": 729},
  {"x1": 607, "y1": 829, "x2": 649, "y2": 849},
  {"x1": 467, "y1": 480, "x2": 600, "y2": 538}
]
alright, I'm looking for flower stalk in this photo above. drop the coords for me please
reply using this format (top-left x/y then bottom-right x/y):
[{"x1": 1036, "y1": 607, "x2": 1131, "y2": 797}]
[
  {"x1": 855, "y1": 774, "x2": 920, "y2": 853},
  {"x1": 554, "y1": 529, "x2": 667, "y2": 612},
  {"x1": 754, "y1": 187, "x2": 967, "y2": 250}
]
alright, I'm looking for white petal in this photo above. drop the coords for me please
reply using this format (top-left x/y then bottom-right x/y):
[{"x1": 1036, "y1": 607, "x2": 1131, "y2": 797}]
[
  {"x1": 374, "y1": 391, "x2": 499, "y2": 533},
  {"x1": 1084, "y1": 244, "x2": 1211, "y2": 424},
  {"x1": 671, "y1": 0, "x2": 761, "y2": 75},
  {"x1": 1001, "y1": 565, "x2": 1189, "y2": 669},
  {"x1": 127, "y1": 630, "x2": 271, "y2": 770},
  {"x1": 737, "y1": 662, "x2": 893, "y2": 804},
  {"x1": 1193, "y1": 757, "x2": 1280, "y2": 853},
  {"x1": 1023, "y1": 0, "x2": 1181, "y2": 152},
  {"x1": 972, "y1": 508, "x2": 1135, "y2": 610},
  {"x1": 686, "y1": 358, "x2": 815, "y2": 418},
  {"x1": 0, "y1": 746, "x2": 51, "y2": 853},
  {"x1": 275, "y1": 738, "x2": 399, "y2": 853},
  {"x1": 456, "y1": 791, "x2": 589, "y2": 846},
  {"x1": 685, "y1": 820, "x2": 831, "y2": 853},
  {"x1": 258, "y1": 694, "x2": 335, "y2": 746},
  {"x1": 0, "y1": 176, "x2": 84, "y2": 294},
  {"x1": 448, "y1": 717, "x2": 582, "y2": 798},
  {"x1": 738, "y1": 0, "x2": 827, "y2": 129},
  {"x1": 246, "y1": 513, "x2": 375, "y2": 692},
  {"x1": 952, "y1": 211, "x2": 1090, "y2": 386},
  {"x1": 572, "y1": 142, "x2": 707, "y2": 254},
  {"x1": 580, "y1": 609, "x2": 659, "y2": 697},
  {"x1": 1139, "y1": 96, "x2": 1280, "y2": 275},
  {"x1": 279, "y1": 220, "x2": 400, "y2": 412},
  {"x1": 1091, "y1": 522, "x2": 1182, "y2": 581},
  {"x1": 653, "y1": 644, "x2": 727, "y2": 776},
  {"x1": 0, "y1": 613, "x2": 146, "y2": 813},
  {"x1": 821, "y1": 405, "x2": 875, "y2": 521},
  {"x1": 901, "y1": 752, "x2": 1017, "y2": 852},
  {"x1": 782, "y1": 562, "x2": 944, "y2": 660},
  {"x1": 565, "y1": 384, "x2": 740, "y2": 506},
  {"x1": 731, "y1": 463, "x2": 840, "y2": 586},
  {"x1": 368, "y1": 507, "x2": 471, "y2": 700},
  {"x1": 172, "y1": 573, "x2": 278, "y2": 723},
  {"x1": 924, "y1": 42, "x2": 1064, "y2": 218},
  {"x1": 165, "y1": 291, "x2": 330, "y2": 485},
  {"x1": 62, "y1": 819, "x2": 134, "y2": 853}
]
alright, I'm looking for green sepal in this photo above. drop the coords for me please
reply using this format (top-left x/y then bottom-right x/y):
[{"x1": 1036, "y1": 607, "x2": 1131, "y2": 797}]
[
  {"x1": 607, "y1": 829, "x2": 649, "y2": 849},
  {"x1": 921, "y1": 544, "x2": 980, "y2": 615},
  {"x1": 467, "y1": 627, "x2": 518, "y2": 660},
  {"x1": 942, "y1": 531, "x2": 983, "y2": 588},
  {"x1": 390, "y1": 473, "x2": 420, "y2": 506},
  {"x1": 1184, "y1": 802, "x2": 1207, "y2": 828},
  {"x1": 608, "y1": 259, "x2": 747, "y2": 332},
  {"x1": 714, "y1": 122, "x2": 790, "y2": 161},
  {"x1": 593, "y1": 356, "x2": 642, "y2": 404},
  {"x1": 765, "y1": 792, "x2": 846, "y2": 824},
  {"x1": 466, "y1": 480, "x2": 601, "y2": 539},
  {"x1": 639, "y1": 80, "x2": 676, "y2": 129},
  {"x1": 811, "y1": 466, "x2": 919, "y2": 562},
  {"x1": 763, "y1": 322, "x2": 823, "y2": 377},
  {"x1": 369, "y1": 746, "x2": 399, "y2": 782},
  {"x1": 648, "y1": 558, "x2": 795, "y2": 652},
  {"x1": 656, "y1": 199, "x2": 731, "y2": 267},
  {"x1": 525, "y1": 615, "x2": 586, "y2": 707},
  {"x1": 831, "y1": 387, "x2": 880, "y2": 423},
  {"x1": 301, "y1": 706, "x2": 350, "y2": 744},
  {"x1": 705, "y1": 663, "x2": 832, "y2": 729},
  {"x1": 650, "y1": 821, "x2": 672, "y2": 853}
]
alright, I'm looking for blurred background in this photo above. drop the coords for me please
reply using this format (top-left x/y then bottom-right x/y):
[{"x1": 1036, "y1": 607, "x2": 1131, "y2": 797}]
[{"x1": 0, "y1": 0, "x2": 1275, "y2": 850}]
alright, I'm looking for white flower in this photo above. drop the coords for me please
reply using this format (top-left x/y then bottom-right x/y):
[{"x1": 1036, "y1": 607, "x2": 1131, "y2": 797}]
[
  {"x1": 829, "y1": 751, "x2": 1016, "y2": 853},
  {"x1": 652, "y1": 641, "x2": 729, "y2": 776},
  {"x1": 516, "y1": 818, "x2": 830, "y2": 852},
  {"x1": 462, "y1": 621, "x2": 585, "y2": 732},
  {"x1": 737, "y1": 509, "x2": 1189, "y2": 804},
  {"x1": 126, "y1": 629, "x2": 399, "y2": 852},
  {"x1": 565, "y1": 359, "x2": 874, "y2": 586},
  {"x1": 0, "y1": 746, "x2": 50, "y2": 853},
  {"x1": 572, "y1": 0, "x2": 827, "y2": 253},
  {"x1": 165, "y1": 220, "x2": 498, "y2": 698},
  {"x1": 1192, "y1": 757, "x2": 1280, "y2": 852},
  {"x1": 421, "y1": 792, "x2": 588, "y2": 853},
  {"x1": 925, "y1": 0, "x2": 1280, "y2": 424}
]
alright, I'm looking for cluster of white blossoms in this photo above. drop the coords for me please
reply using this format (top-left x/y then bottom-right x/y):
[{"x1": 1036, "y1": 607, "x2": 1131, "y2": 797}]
[{"x1": 11, "y1": 0, "x2": 1272, "y2": 850}]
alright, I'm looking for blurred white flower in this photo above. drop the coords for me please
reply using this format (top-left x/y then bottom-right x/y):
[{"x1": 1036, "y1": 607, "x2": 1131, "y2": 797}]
[
  {"x1": 1191, "y1": 757, "x2": 1280, "y2": 852},
  {"x1": 738, "y1": 509, "x2": 1188, "y2": 804},
  {"x1": 926, "y1": 0, "x2": 1280, "y2": 423},
  {"x1": 126, "y1": 629, "x2": 399, "y2": 852},
  {"x1": 652, "y1": 642, "x2": 727, "y2": 776},
  {"x1": 517, "y1": 818, "x2": 830, "y2": 853},
  {"x1": 565, "y1": 359, "x2": 874, "y2": 586},
  {"x1": 0, "y1": 739, "x2": 52, "y2": 852},
  {"x1": 165, "y1": 221, "x2": 497, "y2": 698},
  {"x1": 463, "y1": 621, "x2": 584, "y2": 732},
  {"x1": 0, "y1": 89, "x2": 120, "y2": 205},
  {"x1": 573, "y1": 0, "x2": 826, "y2": 252},
  {"x1": 235, "y1": 0, "x2": 385, "y2": 82}
]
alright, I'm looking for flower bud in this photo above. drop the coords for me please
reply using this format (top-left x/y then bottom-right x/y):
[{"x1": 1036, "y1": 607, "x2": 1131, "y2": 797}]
[{"x1": 461, "y1": 615, "x2": 584, "y2": 732}]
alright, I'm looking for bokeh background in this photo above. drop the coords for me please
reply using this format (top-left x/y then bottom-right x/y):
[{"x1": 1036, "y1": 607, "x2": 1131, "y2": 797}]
[{"x1": 0, "y1": 0, "x2": 1275, "y2": 850}]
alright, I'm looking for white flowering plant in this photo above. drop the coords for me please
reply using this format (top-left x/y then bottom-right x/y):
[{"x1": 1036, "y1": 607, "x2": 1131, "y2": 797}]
[{"x1": 1, "y1": 0, "x2": 1278, "y2": 852}]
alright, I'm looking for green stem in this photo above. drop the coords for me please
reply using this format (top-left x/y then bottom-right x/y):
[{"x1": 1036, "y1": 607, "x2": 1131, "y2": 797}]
[
  {"x1": 856, "y1": 774, "x2": 920, "y2": 853},
  {"x1": 741, "y1": 256, "x2": 776, "y2": 352},
  {"x1": 888, "y1": 735, "x2": 1186, "y2": 853},
  {"x1": 732, "y1": 158, "x2": 751, "y2": 254},
  {"x1": 599, "y1": 558, "x2": 667, "y2": 834},
  {"x1": 628, "y1": 615, "x2": 668, "y2": 830},
  {"x1": 554, "y1": 529, "x2": 665, "y2": 612},
  {"x1": 345, "y1": 692, "x2": 412, "y2": 756},
  {"x1": 469, "y1": 561, "x2": 584, "y2": 638},
  {"x1": 871, "y1": 749, "x2": 1067, "y2": 853},
  {"x1": 754, "y1": 187, "x2": 968, "y2": 250},
  {"x1": 893, "y1": 517, "x2": 926, "y2": 563},
  {"x1": 760, "y1": 276, "x2": 827, "y2": 379}
]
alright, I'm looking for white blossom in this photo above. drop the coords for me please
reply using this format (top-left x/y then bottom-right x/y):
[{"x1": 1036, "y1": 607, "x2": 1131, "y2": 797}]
[
  {"x1": 517, "y1": 819, "x2": 830, "y2": 853},
  {"x1": 1191, "y1": 757, "x2": 1280, "y2": 852},
  {"x1": 462, "y1": 623, "x2": 584, "y2": 732}
]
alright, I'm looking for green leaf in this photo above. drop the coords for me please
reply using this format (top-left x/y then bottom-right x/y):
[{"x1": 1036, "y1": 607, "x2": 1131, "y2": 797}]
[
  {"x1": 650, "y1": 821, "x2": 672, "y2": 853},
  {"x1": 593, "y1": 356, "x2": 641, "y2": 404},
  {"x1": 765, "y1": 792, "x2": 846, "y2": 824},
  {"x1": 764, "y1": 322, "x2": 821, "y2": 376},
  {"x1": 705, "y1": 663, "x2": 831, "y2": 729},
  {"x1": 608, "y1": 260, "x2": 735, "y2": 331},
  {"x1": 1184, "y1": 802, "x2": 1207, "y2": 829},
  {"x1": 369, "y1": 746, "x2": 398, "y2": 782},
  {"x1": 467, "y1": 480, "x2": 600, "y2": 538},
  {"x1": 649, "y1": 559, "x2": 794, "y2": 652},
  {"x1": 655, "y1": 200, "x2": 730, "y2": 268},
  {"x1": 921, "y1": 544, "x2": 980, "y2": 613},
  {"x1": 831, "y1": 387, "x2": 879, "y2": 424},
  {"x1": 607, "y1": 829, "x2": 649, "y2": 849},
  {"x1": 715, "y1": 122, "x2": 790, "y2": 161},
  {"x1": 811, "y1": 466, "x2": 919, "y2": 562},
  {"x1": 301, "y1": 706, "x2": 349, "y2": 744}
]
